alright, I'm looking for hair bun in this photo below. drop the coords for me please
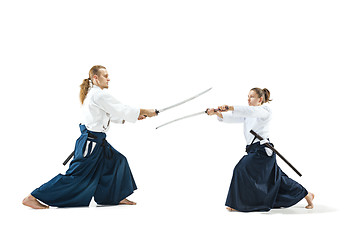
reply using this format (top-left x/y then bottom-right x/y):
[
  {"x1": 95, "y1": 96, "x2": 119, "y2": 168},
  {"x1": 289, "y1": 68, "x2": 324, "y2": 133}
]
[
  {"x1": 250, "y1": 87, "x2": 272, "y2": 104},
  {"x1": 262, "y1": 88, "x2": 272, "y2": 103}
]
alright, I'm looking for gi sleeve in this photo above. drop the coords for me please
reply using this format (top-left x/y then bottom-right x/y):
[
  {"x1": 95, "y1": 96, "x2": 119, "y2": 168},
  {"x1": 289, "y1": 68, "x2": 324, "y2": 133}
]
[
  {"x1": 217, "y1": 112, "x2": 245, "y2": 123},
  {"x1": 232, "y1": 105, "x2": 270, "y2": 119},
  {"x1": 93, "y1": 91, "x2": 140, "y2": 123}
]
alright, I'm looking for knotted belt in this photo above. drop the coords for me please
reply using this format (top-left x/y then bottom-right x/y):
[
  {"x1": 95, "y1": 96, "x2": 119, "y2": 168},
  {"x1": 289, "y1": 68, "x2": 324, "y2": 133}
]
[{"x1": 63, "y1": 132, "x2": 99, "y2": 166}]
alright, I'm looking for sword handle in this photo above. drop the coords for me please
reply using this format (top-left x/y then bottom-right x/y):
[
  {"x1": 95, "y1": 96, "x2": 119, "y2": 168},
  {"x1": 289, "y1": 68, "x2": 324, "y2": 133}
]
[
  {"x1": 250, "y1": 130, "x2": 263, "y2": 140},
  {"x1": 63, "y1": 150, "x2": 75, "y2": 166},
  {"x1": 205, "y1": 106, "x2": 229, "y2": 114}
]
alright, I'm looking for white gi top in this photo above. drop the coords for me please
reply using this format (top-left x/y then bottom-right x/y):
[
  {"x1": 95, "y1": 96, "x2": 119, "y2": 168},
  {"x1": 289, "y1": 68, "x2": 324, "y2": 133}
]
[
  {"x1": 218, "y1": 104, "x2": 272, "y2": 145},
  {"x1": 81, "y1": 85, "x2": 140, "y2": 132}
]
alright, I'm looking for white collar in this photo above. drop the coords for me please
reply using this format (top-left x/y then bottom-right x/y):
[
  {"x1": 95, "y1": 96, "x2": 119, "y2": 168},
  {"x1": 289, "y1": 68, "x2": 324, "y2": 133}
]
[{"x1": 92, "y1": 85, "x2": 102, "y2": 90}]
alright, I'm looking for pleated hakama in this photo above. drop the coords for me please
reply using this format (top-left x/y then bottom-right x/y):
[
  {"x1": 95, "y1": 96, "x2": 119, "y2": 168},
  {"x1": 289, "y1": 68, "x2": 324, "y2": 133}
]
[
  {"x1": 31, "y1": 125, "x2": 137, "y2": 207},
  {"x1": 225, "y1": 142, "x2": 307, "y2": 212}
]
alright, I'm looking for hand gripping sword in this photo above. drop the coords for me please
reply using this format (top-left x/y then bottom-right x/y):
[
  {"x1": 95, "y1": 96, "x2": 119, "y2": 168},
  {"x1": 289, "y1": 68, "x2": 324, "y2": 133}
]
[
  {"x1": 250, "y1": 130, "x2": 302, "y2": 177},
  {"x1": 155, "y1": 87, "x2": 212, "y2": 115}
]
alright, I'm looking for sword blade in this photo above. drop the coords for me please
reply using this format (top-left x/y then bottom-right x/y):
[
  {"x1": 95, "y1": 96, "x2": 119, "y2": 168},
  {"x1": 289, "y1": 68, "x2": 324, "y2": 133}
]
[
  {"x1": 156, "y1": 111, "x2": 206, "y2": 129},
  {"x1": 157, "y1": 87, "x2": 212, "y2": 113}
]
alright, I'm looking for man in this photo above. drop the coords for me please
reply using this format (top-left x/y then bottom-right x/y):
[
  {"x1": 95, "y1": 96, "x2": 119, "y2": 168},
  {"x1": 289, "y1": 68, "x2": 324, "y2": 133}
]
[{"x1": 23, "y1": 65, "x2": 157, "y2": 209}]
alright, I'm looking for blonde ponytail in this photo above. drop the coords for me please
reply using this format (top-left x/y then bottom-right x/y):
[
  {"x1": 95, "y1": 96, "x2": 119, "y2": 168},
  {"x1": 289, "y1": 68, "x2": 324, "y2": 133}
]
[
  {"x1": 79, "y1": 65, "x2": 106, "y2": 104},
  {"x1": 80, "y1": 78, "x2": 91, "y2": 104}
]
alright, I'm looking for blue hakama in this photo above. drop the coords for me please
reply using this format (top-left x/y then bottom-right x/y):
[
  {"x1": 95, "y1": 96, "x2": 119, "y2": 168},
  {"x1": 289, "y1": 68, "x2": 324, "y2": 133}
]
[
  {"x1": 31, "y1": 125, "x2": 137, "y2": 207},
  {"x1": 225, "y1": 142, "x2": 308, "y2": 212}
]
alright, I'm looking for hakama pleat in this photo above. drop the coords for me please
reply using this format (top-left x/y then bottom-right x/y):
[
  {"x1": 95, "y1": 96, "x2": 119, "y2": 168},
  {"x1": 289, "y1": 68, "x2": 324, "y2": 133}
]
[
  {"x1": 225, "y1": 142, "x2": 307, "y2": 212},
  {"x1": 31, "y1": 125, "x2": 137, "y2": 207}
]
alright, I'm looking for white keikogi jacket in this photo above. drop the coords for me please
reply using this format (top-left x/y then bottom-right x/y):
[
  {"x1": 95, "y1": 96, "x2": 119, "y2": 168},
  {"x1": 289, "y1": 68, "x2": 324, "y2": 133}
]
[
  {"x1": 218, "y1": 104, "x2": 272, "y2": 145},
  {"x1": 81, "y1": 85, "x2": 140, "y2": 132}
]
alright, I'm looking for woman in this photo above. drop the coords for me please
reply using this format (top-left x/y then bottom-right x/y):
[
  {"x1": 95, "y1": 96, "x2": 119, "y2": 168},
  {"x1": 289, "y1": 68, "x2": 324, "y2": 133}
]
[
  {"x1": 207, "y1": 88, "x2": 314, "y2": 212},
  {"x1": 23, "y1": 65, "x2": 157, "y2": 209}
]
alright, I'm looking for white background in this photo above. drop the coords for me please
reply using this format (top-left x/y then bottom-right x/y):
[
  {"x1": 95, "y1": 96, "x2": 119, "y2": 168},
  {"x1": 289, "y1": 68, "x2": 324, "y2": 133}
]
[{"x1": 1, "y1": 0, "x2": 359, "y2": 239}]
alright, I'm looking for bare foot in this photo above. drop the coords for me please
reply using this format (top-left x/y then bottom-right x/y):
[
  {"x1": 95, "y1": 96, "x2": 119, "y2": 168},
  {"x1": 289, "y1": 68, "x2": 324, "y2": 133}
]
[
  {"x1": 119, "y1": 198, "x2": 136, "y2": 205},
  {"x1": 22, "y1": 195, "x2": 49, "y2": 209},
  {"x1": 305, "y1": 192, "x2": 315, "y2": 209},
  {"x1": 226, "y1": 207, "x2": 237, "y2": 211}
]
